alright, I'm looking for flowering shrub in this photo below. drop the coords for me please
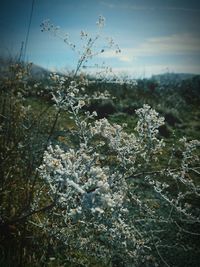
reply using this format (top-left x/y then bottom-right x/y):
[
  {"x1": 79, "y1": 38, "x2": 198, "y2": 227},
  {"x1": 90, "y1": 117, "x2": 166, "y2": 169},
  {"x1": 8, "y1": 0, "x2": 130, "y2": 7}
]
[
  {"x1": 27, "y1": 16, "x2": 200, "y2": 267},
  {"x1": 34, "y1": 82, "x2": 200, "y2": 265}
]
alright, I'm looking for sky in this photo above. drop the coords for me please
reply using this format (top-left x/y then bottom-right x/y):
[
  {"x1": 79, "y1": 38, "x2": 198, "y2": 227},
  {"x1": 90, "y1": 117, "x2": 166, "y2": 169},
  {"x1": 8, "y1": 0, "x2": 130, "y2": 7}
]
[{"x1": 1, "y1": 0, "x2": 200, "y2": 77}]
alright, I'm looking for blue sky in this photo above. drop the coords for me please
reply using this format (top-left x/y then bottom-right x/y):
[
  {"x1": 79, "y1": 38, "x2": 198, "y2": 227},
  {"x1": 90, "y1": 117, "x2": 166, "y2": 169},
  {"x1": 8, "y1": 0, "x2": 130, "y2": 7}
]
[{"x1": 1, "y1": 0, "x2": 200, "y2": 77}]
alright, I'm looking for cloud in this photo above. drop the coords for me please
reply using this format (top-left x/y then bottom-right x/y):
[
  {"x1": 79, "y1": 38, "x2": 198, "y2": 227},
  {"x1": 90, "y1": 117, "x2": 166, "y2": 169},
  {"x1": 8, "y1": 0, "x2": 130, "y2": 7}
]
[
  {"x1": 135, "y1": 33, "x2": 200, "y2": 56},
  {"x1": 100, "y1": 1, "x2": 200, "y2": 12},
  {"x1": 164, "y1": 7, "x2": 200, "y2": 12},
  {"x1": 133, "y1": 33, "x2": 200, "y2": 56},
  {"x1": 100, "y1": 33, "x2": 200, "y2": 62},
  {"x1": 99, "y1": 50, "x2": 134, "y2": 62}
]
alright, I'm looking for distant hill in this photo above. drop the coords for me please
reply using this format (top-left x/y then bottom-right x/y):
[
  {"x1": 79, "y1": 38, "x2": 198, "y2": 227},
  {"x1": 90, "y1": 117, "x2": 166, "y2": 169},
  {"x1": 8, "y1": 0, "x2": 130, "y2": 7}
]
[
  {"x1": 0, "y1": 57, "x2": 51, "y2": 80},
  {"x1": 152, "y1": 73, "x2": 198, "y2": 84},
  {"x1": 30, "y1": 64, "x2": 51, "y2": 80},
  {"x1": 1, "y1": 57, "x2": 199, "y2": 85}
]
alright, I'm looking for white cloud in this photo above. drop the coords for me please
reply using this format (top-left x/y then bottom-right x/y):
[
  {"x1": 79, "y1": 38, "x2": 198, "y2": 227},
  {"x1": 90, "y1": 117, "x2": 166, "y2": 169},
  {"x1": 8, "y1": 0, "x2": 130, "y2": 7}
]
[
  {"x1": 100, "y1": 2, "x2": 200, "y2": 12},
  {"x1": 99, "y1": 50, "x2": 134, "y2": 62},
  {"x1": 133, "y1": 33, "x2": 200, "y2": 56},
  {"x1": 99, "y1": 33, "x2": 200, "y2": 62}
]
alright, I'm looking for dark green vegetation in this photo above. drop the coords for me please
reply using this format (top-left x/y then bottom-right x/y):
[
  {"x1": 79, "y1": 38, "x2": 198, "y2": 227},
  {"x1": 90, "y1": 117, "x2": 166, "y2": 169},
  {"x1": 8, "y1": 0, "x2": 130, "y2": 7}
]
[{"x1": 0, "y1": 62, "x2": 200, "y2": 267}]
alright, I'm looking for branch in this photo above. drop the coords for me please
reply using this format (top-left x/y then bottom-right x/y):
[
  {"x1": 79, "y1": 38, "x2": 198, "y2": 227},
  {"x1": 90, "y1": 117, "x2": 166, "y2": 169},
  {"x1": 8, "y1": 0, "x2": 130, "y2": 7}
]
[
  {"x1": 126, "y1": 166, "x2": 200, "y2": 180},
  {"x1": 0, "y1": 202, "x2": 55, "y2": 228}
]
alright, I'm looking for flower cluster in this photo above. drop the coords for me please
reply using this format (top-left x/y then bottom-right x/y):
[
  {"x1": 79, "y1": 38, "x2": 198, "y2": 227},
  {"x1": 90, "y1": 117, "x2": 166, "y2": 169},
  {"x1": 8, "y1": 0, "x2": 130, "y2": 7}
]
[
  {"x1": 41, "y1": 16, "x2": 120, "y2": 77},
  {"x1": 35, "y1": 91, "x2": 200, "y2": 265},
  {"x1": 35, "y1": 99, "x2": 171, "y2": 264},
  {"x1": 39, "y1": 143, "x2": 127, "y2": 216},
  {"x1": 96, "y1": 15, "x2": 106, "y2": 28},
  {"x1": 135, "y1": 104, "x2": 165, "y2": 161}
]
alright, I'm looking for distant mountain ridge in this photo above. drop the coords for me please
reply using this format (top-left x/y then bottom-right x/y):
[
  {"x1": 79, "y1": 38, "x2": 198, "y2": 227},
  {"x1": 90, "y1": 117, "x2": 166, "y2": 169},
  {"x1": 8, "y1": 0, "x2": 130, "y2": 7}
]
[
  {"x1": 0, "y1": 57, "x2": 51, "y2": 80},
  {"x1": 152, "y1": 72, "x2": 198, "y2": 83},
  {"x1": 1, "y1": 57, "x2": 199, "y2": 82}
]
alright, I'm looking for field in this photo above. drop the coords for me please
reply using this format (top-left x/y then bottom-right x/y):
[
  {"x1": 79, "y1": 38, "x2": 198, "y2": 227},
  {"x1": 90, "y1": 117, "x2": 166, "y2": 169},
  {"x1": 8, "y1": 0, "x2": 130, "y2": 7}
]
[{"x1": 0, "y1": 62, "x2": 200, "y2": 267}]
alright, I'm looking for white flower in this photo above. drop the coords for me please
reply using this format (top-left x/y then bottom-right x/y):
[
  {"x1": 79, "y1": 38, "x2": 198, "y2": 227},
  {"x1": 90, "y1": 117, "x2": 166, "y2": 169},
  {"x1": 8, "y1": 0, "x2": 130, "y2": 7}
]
[
  {"x1": 78, "y1": 100, "x2": 85, "y2": 108},
  {"x1": 96, "y1": 15, "x2": 105, "y2": 28}
]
